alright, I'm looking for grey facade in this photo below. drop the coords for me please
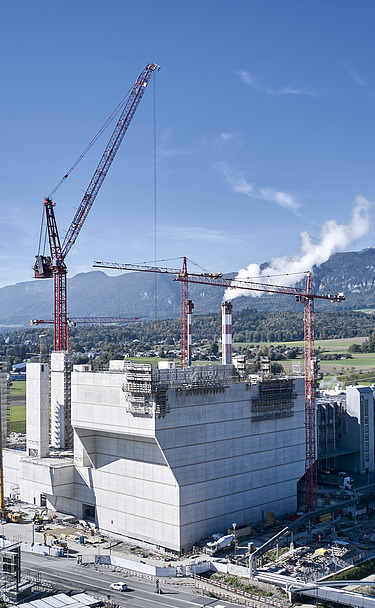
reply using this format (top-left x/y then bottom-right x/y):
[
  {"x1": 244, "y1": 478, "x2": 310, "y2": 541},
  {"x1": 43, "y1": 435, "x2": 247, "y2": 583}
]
[{"x1": 4, "y1": 362, "x2": 306, "y2": 554}]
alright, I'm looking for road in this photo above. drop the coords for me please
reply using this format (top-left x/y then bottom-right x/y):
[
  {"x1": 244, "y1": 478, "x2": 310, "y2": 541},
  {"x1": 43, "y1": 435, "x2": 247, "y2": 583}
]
[{"x1": 21, "y1": 553, "x2": 228, "y2": 608}]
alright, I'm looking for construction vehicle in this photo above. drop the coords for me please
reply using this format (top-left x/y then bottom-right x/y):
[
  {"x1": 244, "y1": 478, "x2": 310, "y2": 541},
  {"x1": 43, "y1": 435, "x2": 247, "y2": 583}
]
[
  {"x1": 0, "y1": 507, "x2": 22, "y2": 523},
  {"x1": 318, "y1": 471, "x2": 354, "y2": 490},
  {"x1": 33, "y1": 509, "x2": 50, "y2": 524},
  {"x1": 6, "y1": 512, "x2": 22, "y2": 523},
  {"x1": 43, "y1": 532, "x2": 67, "y2": 549},
  {"x1": 206, "y1": 534, "x2": 235, "y2": 556}
]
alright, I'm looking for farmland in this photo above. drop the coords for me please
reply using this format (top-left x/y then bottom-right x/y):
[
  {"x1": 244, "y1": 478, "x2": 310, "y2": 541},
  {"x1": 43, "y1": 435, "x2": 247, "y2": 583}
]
[{"x1": 6, "y1": 337, "x2": 375, "y2": 436}]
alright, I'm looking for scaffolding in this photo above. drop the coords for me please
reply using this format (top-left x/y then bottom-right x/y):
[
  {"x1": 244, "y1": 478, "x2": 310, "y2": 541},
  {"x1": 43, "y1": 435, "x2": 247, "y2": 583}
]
[
  {"x1": 122, "y1": 364, "x2": 153, "y2": 415},
  {"x1": 0, "y1": 362, "x2": 8, "y2": 445},
  {"x1": 251, "y1": 378, "x2": 296, "y2": 422},
  {"x1": 121, "y1": 363, "x2": 241, "y2": 416},
  {"x1": 153, "y1": 364, "x2": 240, "y2": 394},
  {"x1": 0, "y1": 542, "x2": 34, "y2": 602}
]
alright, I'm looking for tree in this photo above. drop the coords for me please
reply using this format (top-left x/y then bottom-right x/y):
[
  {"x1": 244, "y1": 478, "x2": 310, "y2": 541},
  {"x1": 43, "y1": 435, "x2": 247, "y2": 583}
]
[
  {"x1": 208, "y1": 342, "x2": 219, "y2": 355},
  {"x1": 271, "y1": 362, "x2": 284, "y2": 374},
  {"x1": 348, "y1": 343, "x2": 361, "y2": 353}
]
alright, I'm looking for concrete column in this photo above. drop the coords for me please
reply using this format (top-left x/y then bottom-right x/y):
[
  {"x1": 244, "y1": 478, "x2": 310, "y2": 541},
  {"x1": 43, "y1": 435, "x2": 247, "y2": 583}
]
[{"x1": 26, "y1": 362, "x2": 50, "y2": 457}]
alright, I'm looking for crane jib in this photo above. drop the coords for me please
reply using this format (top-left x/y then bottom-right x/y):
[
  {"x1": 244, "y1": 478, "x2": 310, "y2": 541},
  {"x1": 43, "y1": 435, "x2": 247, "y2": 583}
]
[
  {"x1": 34, "y1": 62, "x2": 159, "y2": 352},
  {"x1": 61, "y1": 63, "x2": 159, "y2": 259}
]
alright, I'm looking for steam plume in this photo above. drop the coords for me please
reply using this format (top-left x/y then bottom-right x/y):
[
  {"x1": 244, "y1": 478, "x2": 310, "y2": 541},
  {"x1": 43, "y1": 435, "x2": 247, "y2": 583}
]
[{"x1": 225, "y1": 196, "x2": 372, "y2": 300}]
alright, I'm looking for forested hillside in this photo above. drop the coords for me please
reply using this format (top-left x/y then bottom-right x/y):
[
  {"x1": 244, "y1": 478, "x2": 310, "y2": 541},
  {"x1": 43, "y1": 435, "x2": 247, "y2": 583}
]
[
  {"x1": 1, "y1": 308, "x2": 374, "y2": 366},
  {"x1": 1, "y1": 248, "x2": 375, "y2": 327}
]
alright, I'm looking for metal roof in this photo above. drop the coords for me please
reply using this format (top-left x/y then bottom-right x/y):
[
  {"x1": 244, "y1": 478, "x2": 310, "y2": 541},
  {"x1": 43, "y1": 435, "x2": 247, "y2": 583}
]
[{"x1": 15, "y1": 593, "x2": 100, "y2": 608}]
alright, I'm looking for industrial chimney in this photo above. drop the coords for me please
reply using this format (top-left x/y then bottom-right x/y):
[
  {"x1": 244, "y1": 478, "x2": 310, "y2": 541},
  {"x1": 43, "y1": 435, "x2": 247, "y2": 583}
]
[
  {"x1": 187, "y1": 300, "x2": 194, "y2": 367},
  {"x1": 221, "y1": 300, "x2": 232, "y2": 365}
]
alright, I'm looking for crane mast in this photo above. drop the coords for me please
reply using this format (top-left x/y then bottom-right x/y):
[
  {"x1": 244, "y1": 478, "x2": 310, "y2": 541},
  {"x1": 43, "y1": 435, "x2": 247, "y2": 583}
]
[
  {"x1": 93, "y1": 257, "x2": 221, "y2": 369},
  {"x1": 93, "y1": 259, "x2": 345, "y2": 510},
  {"x1": 303, "y1": 274, "x2": 317, "y2": 511},
  {"x1": 34, "y1": 63, "x2": 159, "y2": 351}
]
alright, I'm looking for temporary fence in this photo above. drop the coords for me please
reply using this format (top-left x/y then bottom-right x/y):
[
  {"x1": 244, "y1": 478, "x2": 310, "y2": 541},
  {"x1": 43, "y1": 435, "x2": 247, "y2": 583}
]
[{"x1": 192, "y1": 574, "x2": 285, "y2": 608}]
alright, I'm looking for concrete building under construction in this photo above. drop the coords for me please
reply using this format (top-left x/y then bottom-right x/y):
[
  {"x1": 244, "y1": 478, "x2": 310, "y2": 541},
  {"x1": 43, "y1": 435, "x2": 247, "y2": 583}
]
[{"x1": 2, "y1": 304, "x2": 308, "y2": 553}]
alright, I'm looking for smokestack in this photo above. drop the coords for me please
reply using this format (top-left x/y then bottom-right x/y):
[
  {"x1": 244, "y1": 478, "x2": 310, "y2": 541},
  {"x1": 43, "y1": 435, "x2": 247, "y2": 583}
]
[
  {"x1": 221, "y1": 300, "x2": 232, "y2": 365},
  {"x1": 187, "y1": 300, "x2": 194, "y2": 367}
]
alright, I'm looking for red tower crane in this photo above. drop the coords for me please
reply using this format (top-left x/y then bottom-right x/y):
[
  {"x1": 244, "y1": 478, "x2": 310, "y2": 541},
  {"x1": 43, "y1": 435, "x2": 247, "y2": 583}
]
[
  {"x1": 93, "y1": 257, "x2": 345, "y2": 511},
  {"x1": 30, "y1": 317, "x2": 141, "y2": 352},
  {"x1": 34, "y1": 63, "x2": 159, "y2": 352},
  {"x1": 30, "y1": 316, "x2": 141, "y2": 326},
  {"x1": 93, "y1": 257, "x2": 222, "y2": 369}
]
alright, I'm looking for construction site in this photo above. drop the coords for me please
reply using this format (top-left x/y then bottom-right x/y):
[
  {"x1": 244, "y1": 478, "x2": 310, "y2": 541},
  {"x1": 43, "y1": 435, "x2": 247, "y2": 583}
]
[
  {"x1": 2, "y1": 293, "x2": 375, "y2": 606},
  {"x1": 0, "y1": 62, "x2": 374, "y2": 608}
]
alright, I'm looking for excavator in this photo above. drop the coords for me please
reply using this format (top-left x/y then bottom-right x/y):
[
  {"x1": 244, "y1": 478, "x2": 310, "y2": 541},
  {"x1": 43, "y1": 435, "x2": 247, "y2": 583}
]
[{"x1": 33, "y1": 509, "x2": 50, "y2": 525}]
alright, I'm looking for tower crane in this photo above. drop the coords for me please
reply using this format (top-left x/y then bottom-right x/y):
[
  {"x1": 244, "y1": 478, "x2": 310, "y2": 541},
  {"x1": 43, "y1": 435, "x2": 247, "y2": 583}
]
[
  {"x1": 93, "y1": 258, "x2": 222, "y2": 368},
  {"x1": 30, "y1": 316, "x2": 142, "y2": 352},
  {"x1": 34, "y1": 63, "x2": 159, "y2": 352},
  {"x1": 30, "y1": 316, "x2": 141, "y2": 326},
  {"x1": 93, "y1": 257, "x2": 345, "y2": 511}
]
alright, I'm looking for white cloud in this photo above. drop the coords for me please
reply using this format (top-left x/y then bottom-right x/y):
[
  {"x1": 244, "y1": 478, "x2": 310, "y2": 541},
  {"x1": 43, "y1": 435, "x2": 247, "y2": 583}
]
[
  {"x1": 278, "y1": 86, "x2": 318, "y2": 97},
  {"x1": 236, "y1": 70, "x2": 318, "y2": 97},
  {"x1": 237, "y1": 70, "x2": 253, "y2": 86},
  {"x1": 215, "y1": 132, "x2": 243, "y2": 144},
  {"x1": 218, "y1": 162, "x2": 300, "y2": 211},
  {"x1": 225, "y1": 196, "x2": 373, "y2": 300},
  {"x1": 259, "y1": 188, "x2": 299, "y2": 210},
  {"x1": 157, "y1": 224, "x2": 232, "y2": 243}
]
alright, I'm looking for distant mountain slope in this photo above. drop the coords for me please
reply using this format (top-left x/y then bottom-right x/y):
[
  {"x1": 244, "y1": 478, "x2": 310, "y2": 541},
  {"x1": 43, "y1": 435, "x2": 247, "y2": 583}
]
[{"x1": 1, "y1": 248, "x2": 374, "y2": 327}]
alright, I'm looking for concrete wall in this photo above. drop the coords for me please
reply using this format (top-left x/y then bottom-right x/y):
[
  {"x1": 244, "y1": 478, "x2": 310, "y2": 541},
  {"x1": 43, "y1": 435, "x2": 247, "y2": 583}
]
[
  {"x1": 3, "y1": 448, "x2": 75, "y2": 511},
  {"x1": 3, "y1": 364, "x2": 306, "y2": 555},
  {"x1": 71, "y1": 368, "x2": 305, "y2": 553},
  {"x1": 346, "y1": 386, "x2": 375, "y2": 475},
  {"x1": 71, "y1": 370, "x2": 155, "y2": 437},
  {"x1": 3, "y1": 448, "x2": 22, "y2": 498},
  {"x1": 26, "y1": 362, "x2": 49, "y2": 458},
  {"x1": 155, "y1": 378, "x2": 305, "y2": 550}
]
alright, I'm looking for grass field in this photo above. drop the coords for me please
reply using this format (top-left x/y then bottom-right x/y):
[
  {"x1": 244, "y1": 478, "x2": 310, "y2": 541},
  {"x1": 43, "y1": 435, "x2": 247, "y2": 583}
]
[
  {"x1": 234, "y1": 337, "x2": 375, "y2": 377},
  {"x1": 234, "y1": 336, "x2": 367, "y2": 352},
  {"x1": 7, "y1": 338, "x2": 375, "y2": 435},
  {"x1": 9, "y1": 405, "x2": 26, "y2": 434},
  {"x1": 9, "y1": 380, "x2": 26, "y2": 395}
]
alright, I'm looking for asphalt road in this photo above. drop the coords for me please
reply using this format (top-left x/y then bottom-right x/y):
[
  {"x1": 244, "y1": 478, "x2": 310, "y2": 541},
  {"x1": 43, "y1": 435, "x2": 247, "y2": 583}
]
[{"x1": 21, "y1": 552, "x2": 229, "y2": 608}]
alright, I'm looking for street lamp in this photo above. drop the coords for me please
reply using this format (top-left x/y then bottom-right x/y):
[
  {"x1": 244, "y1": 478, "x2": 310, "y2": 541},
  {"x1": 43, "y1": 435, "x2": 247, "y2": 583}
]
[{"x1": 232, "y1": 522, "x2": 237, "y2": 557}]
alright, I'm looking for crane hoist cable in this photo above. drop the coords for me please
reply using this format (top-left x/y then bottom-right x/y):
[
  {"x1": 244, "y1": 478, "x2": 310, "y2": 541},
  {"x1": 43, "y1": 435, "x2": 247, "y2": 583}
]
[
  {"x1": 47, "y1": 84, "x2": 134, "y2": 199},
  {"x1": 34, "y1": 62, "x2": 159, "y2": 352}
]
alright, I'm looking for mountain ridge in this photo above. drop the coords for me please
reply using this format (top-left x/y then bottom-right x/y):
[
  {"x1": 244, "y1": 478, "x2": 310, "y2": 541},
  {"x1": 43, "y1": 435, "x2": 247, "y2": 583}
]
[{"x1": 1, "y1": 248, "x2": 375, "y2": 328}]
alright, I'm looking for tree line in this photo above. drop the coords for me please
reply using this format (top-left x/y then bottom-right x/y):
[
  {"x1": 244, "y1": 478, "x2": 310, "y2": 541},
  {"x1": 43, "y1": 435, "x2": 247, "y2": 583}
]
[{"x1": 1, "y1": 308, "x2": 374, "y2": 367}]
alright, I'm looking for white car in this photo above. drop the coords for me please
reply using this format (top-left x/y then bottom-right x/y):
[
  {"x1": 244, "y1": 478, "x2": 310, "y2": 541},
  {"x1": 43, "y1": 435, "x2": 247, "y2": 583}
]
[{"x1": 110, "y1": 582, "x2": 128, "y2": 591}]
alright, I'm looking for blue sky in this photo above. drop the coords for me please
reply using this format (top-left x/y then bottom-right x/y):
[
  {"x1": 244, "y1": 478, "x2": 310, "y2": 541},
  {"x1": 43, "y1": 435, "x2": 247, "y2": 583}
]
[{"x1": 1, "y1": 0, "x2": 375, "y2": 290}]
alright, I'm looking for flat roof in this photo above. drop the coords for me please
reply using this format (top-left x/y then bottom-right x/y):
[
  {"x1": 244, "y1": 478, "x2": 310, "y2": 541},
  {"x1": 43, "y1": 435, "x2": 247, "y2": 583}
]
[{"x1": 15, "y1": 593, "x2": 100, "y2": 608}]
